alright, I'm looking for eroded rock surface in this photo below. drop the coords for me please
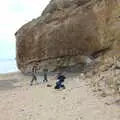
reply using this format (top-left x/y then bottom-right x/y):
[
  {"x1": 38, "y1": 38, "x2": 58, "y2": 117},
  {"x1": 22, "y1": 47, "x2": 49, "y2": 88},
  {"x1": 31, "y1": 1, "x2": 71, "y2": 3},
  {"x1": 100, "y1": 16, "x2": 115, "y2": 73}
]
[{"x1": 15, "y1": 0, "x2": 120, "y2": 73}]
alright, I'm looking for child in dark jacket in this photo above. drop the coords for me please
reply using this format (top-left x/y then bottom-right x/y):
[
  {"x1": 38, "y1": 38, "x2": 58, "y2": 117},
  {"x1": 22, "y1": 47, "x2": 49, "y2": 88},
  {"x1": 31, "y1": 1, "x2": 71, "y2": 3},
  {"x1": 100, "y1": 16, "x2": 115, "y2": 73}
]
[{"x1": 54, "y1": 73, "x2": 66, "y2": 89}]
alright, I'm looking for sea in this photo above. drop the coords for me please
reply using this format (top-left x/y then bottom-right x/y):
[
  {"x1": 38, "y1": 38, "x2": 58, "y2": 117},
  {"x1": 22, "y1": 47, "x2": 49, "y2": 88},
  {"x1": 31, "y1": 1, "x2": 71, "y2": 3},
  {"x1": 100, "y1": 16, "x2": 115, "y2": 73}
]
[{"x1": 0, "y1": 59, "x2": 18, "y2": 74}]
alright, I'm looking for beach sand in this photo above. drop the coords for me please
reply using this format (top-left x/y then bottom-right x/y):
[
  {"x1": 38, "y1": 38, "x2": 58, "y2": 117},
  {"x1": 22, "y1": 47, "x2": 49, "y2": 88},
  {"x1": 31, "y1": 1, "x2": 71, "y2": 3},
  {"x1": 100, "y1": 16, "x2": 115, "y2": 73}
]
[{"x1": 0, "y1": 72, "x2": 120, "y2": 120}]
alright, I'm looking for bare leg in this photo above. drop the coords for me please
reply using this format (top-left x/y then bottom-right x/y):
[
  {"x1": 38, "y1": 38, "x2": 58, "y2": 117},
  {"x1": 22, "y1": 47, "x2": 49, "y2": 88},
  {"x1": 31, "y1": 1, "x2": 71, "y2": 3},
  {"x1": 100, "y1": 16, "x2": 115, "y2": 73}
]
[
  {"x1": 30, "y1": 76, "x2": 37, "y2": 86},
  {"x1": 34, "y1": 76, "x2": 39, "y2": 84},
  {"x1": 30, "y1": 78, "x2": 34, "y2": 86}
]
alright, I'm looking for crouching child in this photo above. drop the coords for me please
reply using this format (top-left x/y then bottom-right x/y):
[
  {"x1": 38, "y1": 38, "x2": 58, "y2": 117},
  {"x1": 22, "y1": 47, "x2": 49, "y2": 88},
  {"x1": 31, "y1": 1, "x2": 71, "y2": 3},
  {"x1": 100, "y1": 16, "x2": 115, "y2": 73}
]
[{"x1": 54, "y1": 73, "x2": 66, "y2": 89}]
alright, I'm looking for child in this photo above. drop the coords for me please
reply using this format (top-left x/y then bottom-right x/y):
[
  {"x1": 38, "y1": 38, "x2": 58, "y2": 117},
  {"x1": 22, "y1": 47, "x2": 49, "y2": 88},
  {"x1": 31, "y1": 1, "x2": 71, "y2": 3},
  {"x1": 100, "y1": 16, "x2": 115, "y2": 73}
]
[
  {"x1": 43, "y1": 68, "x2": 48, "y2": 82},
  {"x1": 54, "y1": 72, "x2": 66, "y2": 89},
  {"x1": 30, "y1": 65, "x2": 37, "y2": 86}
]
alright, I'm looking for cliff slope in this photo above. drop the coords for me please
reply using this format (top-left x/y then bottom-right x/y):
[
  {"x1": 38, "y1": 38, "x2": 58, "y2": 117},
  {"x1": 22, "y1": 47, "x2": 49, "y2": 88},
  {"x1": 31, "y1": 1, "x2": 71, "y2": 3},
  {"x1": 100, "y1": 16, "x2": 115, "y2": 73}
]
[{"x1": 15, "y1": 0, "x2": 120, "y2": 73}]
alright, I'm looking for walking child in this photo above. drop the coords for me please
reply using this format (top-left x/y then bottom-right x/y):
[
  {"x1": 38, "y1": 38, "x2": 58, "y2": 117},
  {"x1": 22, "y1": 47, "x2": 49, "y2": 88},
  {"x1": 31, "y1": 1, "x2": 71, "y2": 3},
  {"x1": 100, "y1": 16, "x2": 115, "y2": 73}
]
[{"x1": 30, "y1": 64, "x2": 38, "y2": 86}]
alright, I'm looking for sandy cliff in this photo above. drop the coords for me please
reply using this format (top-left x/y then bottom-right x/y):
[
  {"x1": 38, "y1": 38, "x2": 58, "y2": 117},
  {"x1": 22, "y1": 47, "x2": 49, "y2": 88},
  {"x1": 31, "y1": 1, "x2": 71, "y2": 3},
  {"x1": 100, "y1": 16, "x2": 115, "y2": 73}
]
[{"x1": 15, "y1": 0, "x2": 120, "y2": 73}]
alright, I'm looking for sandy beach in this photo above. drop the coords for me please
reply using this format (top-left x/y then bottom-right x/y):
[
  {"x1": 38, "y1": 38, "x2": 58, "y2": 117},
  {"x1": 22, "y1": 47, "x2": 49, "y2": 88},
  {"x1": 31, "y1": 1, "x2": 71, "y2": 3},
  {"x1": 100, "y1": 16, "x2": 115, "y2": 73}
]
[{"x1": 0, "y1": 72, "x2": 120, "y2": 120}]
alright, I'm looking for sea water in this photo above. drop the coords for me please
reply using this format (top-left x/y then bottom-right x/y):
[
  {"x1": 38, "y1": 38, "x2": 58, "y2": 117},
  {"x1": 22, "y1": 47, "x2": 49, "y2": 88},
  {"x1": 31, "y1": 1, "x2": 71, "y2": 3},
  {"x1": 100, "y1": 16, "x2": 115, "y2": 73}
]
[{"x1": 0, "y1": 59, "x2": 18, "y2": 73}]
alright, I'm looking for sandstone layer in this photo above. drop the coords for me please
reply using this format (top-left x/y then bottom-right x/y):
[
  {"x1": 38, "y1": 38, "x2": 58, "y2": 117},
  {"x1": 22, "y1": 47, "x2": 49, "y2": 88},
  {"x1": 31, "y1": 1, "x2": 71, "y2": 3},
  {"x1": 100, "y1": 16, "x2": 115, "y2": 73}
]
[{"x1": 15, "y1": 0, "x2": 120, "y2": 73}]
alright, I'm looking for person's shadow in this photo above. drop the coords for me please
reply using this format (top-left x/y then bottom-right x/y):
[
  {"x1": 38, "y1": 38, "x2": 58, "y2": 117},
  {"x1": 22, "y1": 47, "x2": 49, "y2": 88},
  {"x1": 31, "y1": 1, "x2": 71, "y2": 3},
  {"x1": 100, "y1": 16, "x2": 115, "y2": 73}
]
[{"x1": 0, "y1": 79, "x2": 21, "y2": 91}]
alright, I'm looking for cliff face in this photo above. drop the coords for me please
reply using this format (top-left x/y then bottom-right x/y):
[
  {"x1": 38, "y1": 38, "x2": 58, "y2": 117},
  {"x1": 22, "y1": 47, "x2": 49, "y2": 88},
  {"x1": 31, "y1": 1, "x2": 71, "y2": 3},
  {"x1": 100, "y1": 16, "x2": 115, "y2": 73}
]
[{"x1": 15, "y1": 0, "x2": 120, "y2": 73}]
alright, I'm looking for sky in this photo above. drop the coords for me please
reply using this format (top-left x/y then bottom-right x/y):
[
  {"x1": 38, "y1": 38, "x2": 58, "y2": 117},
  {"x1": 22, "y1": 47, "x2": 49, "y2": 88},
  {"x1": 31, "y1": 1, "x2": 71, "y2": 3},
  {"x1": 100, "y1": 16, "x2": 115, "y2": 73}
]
[{"x1": 0, "y1": 0, "x2": 51, "y2": 59}]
